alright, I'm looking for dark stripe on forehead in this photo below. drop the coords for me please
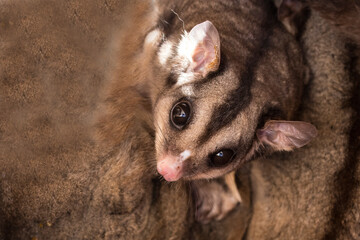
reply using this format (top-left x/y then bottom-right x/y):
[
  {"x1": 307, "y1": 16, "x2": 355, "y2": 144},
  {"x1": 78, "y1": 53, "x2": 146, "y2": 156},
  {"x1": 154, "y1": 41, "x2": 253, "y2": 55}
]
[
  {"x1": 198, "y1": 10, "x2": 278, "y2": 146},
  {"x1": 166, "y1": 71, "x2": 177, "y2": 87}
]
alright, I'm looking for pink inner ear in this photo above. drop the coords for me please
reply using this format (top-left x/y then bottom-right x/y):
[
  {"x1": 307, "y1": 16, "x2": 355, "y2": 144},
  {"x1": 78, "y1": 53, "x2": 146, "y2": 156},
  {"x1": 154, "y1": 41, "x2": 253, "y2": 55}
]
[
  {"x1": 192, "y1": 48, "x2": 205, "y2": 62},
  {"x1": 257, "y1": 120, "x2": 318, "y2": 151},
  {"x1": 192, "y1": 48, "x2": 206, "y2": 72},
  {"x1": 188, "y1": 21, "x2": 220, "y2": 77}
]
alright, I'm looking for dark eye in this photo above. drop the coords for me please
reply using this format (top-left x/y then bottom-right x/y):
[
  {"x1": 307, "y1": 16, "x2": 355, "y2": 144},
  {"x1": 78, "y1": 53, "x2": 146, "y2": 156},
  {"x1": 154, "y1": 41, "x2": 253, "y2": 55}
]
[
  {"x1": 170, "y1": 101, "x2": 191, "y2": 129},
  {"x1": 210, "y1": 149, "x2": 235, "y2": 167}
]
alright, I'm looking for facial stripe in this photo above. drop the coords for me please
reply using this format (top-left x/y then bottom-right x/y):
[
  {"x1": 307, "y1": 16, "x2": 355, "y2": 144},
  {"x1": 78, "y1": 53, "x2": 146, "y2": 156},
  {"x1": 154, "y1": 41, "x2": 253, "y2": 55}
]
[
  {"x1": 166, "y1": 72, "x2": 178, "y2": 88},
  {"x1": 197, "y1": 13, "x2": 277, "y2": 146}
]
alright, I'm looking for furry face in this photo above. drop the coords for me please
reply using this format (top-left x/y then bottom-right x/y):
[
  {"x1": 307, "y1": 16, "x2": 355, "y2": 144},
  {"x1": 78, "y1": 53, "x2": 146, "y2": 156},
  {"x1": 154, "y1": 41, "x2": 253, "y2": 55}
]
[{"x1": 146, "y1": 3, "x2": 317, "y2": 182}]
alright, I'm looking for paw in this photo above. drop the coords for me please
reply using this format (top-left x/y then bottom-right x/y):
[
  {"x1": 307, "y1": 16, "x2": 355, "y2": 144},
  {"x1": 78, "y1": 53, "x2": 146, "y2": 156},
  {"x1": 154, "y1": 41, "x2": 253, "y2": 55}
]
[
  {"x1": 192, "y1": 175, "x2": 241, "y2": 224},
  {"x1": 195, "y1": 189, "x2": 239, "y2": 224}
]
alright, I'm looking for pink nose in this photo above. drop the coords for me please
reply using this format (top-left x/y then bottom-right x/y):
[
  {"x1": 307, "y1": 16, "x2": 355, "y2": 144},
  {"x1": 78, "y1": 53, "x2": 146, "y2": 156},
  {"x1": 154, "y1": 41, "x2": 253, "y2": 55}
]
[{"x1": 157, "y1": 155, "x2": 184, "y2": 182}]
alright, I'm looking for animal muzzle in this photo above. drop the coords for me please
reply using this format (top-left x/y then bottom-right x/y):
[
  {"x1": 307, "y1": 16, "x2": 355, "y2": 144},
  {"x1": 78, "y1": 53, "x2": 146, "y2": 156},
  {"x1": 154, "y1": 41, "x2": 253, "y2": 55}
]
[{"x1": 157, "y1": 154, "x2": 184, "y2": 182}]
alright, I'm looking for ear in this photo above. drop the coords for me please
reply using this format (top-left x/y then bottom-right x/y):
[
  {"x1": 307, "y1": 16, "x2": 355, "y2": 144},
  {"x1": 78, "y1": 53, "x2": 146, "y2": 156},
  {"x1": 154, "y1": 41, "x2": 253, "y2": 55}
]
[
  {"x1": 256, "y1": 120, "x2": 317, "y2": 151},
  {"x1": 179, "y1": 20, "x2": 221, "y2": 77}
]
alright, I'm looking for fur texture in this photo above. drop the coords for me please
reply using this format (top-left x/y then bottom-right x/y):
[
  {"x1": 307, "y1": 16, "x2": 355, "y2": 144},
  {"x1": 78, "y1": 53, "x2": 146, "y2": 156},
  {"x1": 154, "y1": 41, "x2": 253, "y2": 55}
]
[
  {"x1": 0, "y1": 0, "x2": 359, "y2": 239},
  {"x1": 307, "y1": 0, "x2": 360, "y2": 43},
  {"x1": 246, "y1": 11, "x2": 360, "y2": 239}
]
